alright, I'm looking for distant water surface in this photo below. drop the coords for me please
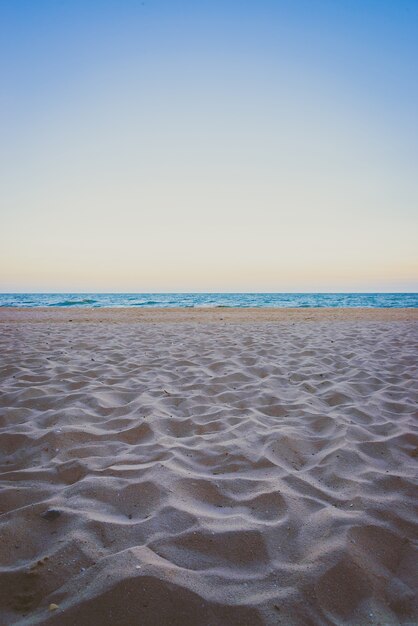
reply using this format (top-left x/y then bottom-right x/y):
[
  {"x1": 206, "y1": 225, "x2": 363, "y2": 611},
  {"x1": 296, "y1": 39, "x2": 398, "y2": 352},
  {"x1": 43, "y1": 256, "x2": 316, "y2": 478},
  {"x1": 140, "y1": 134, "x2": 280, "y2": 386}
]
[{"x1": 1, "y1": 293, "x2": 417, "y2": 308}]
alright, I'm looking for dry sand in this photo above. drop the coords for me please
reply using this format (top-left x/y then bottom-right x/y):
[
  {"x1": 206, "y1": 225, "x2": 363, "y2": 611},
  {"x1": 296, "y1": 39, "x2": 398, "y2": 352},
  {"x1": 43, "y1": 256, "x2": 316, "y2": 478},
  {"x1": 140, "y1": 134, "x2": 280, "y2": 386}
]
[{"x1": 0, "y1": 308, "x2": 417, "y2": 625}]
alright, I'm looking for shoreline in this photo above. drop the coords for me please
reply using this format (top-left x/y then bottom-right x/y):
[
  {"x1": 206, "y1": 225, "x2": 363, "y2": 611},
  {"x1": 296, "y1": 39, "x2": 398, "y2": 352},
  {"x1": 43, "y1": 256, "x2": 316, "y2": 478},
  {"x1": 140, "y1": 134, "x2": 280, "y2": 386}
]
[{"x1": 1, "y1": 306, "x2": 417, "y2": 324}]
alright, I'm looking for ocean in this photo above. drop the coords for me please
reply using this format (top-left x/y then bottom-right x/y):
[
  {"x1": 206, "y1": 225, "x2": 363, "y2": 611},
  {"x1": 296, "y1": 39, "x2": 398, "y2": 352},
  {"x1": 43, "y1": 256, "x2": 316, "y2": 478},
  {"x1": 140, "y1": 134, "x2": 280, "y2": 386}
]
[{"x1": 0, "y1": 293, "x2": 417, "y2": 308}]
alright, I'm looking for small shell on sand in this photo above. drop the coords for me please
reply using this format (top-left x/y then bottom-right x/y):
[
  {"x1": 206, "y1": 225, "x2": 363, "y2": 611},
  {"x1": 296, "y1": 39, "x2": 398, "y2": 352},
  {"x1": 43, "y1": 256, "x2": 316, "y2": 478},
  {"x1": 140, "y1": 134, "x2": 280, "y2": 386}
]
[
  {"x1": 48, "y1": 603, "x2": 59, "y2": 611},
  {"x1": 41, "y1": 509, "x2": 61, "y2": 521}
]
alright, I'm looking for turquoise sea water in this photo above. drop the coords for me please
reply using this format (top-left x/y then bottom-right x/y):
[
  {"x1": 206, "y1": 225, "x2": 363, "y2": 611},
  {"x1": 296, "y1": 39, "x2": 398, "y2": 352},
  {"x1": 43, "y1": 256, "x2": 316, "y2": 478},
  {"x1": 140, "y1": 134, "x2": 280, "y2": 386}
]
[{"x1": 0, "y1": 293, "x2": 417, "y2": 307}]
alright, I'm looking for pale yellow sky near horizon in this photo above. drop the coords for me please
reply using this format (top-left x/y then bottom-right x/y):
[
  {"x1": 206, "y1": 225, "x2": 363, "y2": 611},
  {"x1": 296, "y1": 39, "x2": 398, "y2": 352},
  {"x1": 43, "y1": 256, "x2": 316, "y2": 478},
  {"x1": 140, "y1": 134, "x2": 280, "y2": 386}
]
[{"x1": 2, "y1": 118, "x2": 417, "y2": 292}]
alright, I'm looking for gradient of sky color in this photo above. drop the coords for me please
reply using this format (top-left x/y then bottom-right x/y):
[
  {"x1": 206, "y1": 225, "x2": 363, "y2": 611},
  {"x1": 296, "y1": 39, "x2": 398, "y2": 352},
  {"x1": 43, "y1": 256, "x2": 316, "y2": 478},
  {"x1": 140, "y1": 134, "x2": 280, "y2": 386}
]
[{"x1": 1, "y1": 0, "x2": 417, "y2": 292}]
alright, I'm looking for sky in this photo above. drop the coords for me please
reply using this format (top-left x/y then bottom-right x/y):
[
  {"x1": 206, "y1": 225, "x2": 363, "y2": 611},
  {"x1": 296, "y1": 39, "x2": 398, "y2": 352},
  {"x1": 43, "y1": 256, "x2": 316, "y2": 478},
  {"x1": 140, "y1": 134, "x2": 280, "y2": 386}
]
[{"x1": 1, "y1": 0, "x2": 417, "y2": 292}]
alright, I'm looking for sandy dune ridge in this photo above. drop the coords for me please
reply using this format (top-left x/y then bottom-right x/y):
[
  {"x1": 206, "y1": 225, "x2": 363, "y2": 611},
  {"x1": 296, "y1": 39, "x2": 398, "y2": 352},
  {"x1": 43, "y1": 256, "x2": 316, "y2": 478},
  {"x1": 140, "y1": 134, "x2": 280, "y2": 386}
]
[{"x1": 0, "y1": 309, "x2": 417, "y2": 625}]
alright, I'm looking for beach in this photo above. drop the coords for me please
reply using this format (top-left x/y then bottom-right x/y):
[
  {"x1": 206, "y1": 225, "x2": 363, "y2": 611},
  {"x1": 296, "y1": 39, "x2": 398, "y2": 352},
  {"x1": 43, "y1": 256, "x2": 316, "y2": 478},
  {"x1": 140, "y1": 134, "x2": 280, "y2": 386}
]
[{"x1": 0, "y1": 307, "x2": 417, "y2": 625}]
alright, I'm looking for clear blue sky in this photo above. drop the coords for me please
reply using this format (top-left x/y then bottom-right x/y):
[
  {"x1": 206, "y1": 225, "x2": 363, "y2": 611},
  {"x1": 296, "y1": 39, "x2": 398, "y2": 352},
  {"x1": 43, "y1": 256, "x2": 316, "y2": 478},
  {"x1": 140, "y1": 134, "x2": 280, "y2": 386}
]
[{"x1": 1, "y1": 0, "x2": 417, "y2": 291}]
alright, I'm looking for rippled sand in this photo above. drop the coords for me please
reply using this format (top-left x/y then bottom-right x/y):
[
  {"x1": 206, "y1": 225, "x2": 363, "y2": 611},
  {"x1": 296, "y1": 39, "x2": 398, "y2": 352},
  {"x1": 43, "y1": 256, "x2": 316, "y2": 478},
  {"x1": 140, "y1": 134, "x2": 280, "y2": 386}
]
[{"x1": 0, "y1": 309, "x2": 417, "y2": 625}]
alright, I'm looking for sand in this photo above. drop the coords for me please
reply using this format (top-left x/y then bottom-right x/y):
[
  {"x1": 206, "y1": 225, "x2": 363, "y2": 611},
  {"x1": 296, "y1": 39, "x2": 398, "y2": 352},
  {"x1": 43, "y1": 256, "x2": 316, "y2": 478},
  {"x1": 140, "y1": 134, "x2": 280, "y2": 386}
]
[{"x1": 0, "y1": 308, "x2": 417, "y2": 625}]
